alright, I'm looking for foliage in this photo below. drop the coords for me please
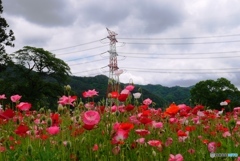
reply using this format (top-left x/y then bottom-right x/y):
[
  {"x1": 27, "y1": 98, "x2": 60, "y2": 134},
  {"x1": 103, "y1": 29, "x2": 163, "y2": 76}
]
[
  {"x1": 0, "y1": 46, "x2": 71, "y2": 109},
  {"x1": 190, "y1": 78, "x2": 240, "y2": 110},
  {"x1": 0, "y1": 0, "x2": 15, "y2": 53},
  {"x1": 138, "y1": 84, "x2": 192, "y2": 106}
]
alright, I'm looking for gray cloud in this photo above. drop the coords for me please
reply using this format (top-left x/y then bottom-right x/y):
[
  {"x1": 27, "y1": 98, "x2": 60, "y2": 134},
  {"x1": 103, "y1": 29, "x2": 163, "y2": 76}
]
[{"x1": 2, "y1": 0, "x2": 76, "y2": 27}]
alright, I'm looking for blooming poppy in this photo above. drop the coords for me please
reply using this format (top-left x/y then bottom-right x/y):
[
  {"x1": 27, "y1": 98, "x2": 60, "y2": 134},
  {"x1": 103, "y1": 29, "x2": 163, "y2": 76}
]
[
  {"x1": 143, "y1": 98, "x2": 152, "y2": 106},
  {"x1": 111, "y1": 129, "x2": 129, "y2": 145},
  {"x1": 16, "y1": 102, "x2": 32, "y2": 111},
  {"x1": 0, "y1": 109, "x2": 15, "y2": 119},
  {"x1": 168, "y1": 154, "x2": 184, "y2": 161},
  {"x1": 58, "y1": 95, "x2": 77, "y2": 106},
  {"x1": 135, "y1": 129, "x2": 150, "y2": 136},
  {"x1": 47, "y1": 126, "x2": 60, "y2": 135},
  {"x1": 165, "y1": 103, "x2": 179, "y2": 115},
  {"x1": 0, "y1": 94, "x2": 7, "y2": 100},
  {"x1": 125, "y1": 85, "x2": 134, "y2": 91},
  {"x1": 147, "y1": 140, "x2": 162, "y2": 147},
  {"x1": 110, "y1": 91, "x2": 119, "y2": 98},
  {"x1": 133, "y1": 92, "x2": 141, "y2": 99},
  {"x1": 82, "y1": 89, "x2": 98, "y2": 97},
  {"x1": 10, "y1": 94, "x2": 22, "y2": 103},
  {"x1": 118, "y1": 94, "x2": 128, "y2": 102},
  {"x1": 82, "y1": 110, "x2": 100, "y2": 128},
  {"x1": 125, "y1": 104, "x2": 134, "y2": 111},
  {"x1": 15, "y1": 124, "x2": 29, "y2": 137},
  {"x1": 119, "y1": 122, "x2": 134, "y2": 131}
]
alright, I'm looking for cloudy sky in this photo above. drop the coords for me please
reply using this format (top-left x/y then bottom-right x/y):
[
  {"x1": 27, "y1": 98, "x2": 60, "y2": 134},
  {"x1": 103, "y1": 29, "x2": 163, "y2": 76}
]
[{"x1": 2, "y1": 0, "x2": 240, "y2": 88}]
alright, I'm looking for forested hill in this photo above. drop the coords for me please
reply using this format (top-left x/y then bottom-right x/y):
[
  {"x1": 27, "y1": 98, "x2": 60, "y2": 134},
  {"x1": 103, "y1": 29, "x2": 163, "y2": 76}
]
[{"x1": 69, "y1": 75, "x2": 192, "y2": 108}]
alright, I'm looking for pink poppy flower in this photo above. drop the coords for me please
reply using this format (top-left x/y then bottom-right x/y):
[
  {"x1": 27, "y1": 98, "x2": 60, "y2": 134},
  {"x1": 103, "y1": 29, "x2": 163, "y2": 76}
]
[
  {"x1": 121, "y1": 89, "x2": 130, "y2": 95},
  {"x1": 143, "y1": 98, "x2": 152, "y2": 106},
  {"x1": 135, "y1": 129, "x2": 150, "y2": 136},
  {"x1": 125, "y1": 85, "x2": 134, "y2": 91},
  {"x1": 82, "y1": 110, "x2": 100, "y2": 126},
  {"x1": 85, "y1": 102, "x2": 95, "y2": 110},
  {"x1": 168, "y1": 154, "x2": 184, "y2": 161},
  {"x1": 147, "y1": 140, "x2": 162, "y2": 147},
  {"x1": 83, "y1": 89, "x2": 98, "y2": 98},
  {"x1": 0, "y1": 94, "x2": 7, "y2": 99},
  {"x1": 92, "y1": 144, "x2": 99, "y2": 151},
  {"x1": 223, "y1": 131, "x2": 231, "y2": 138},
  {"x1": 111, "y1": 105, "x2": 117, "y2": 112},
  {"x1": 58, "y1": 95, "x2": 77, "y2": 106},
  {"x1": 165, "y1": 137, "x2": 173, "y2": 147},
  {"x1": 152, "y1": 121, "x2": 163, "y2": 128},
  {"x1": 111, "y1": 129, "x2": 129, "y2": 145},
  {"x1": 10, "y1": 94, "x2": 22, "y2": 103},
  {"x1": 16, "y1": 102, "x2": 32, "y2": 111},
  {"x1": 135, "y1": 138, "x2": 145, "y2": 144},
  {"x1": 47, "y1": 126, "x2": 60, "y2": 135},
  {"x1": 208, "y1": 142, "x2": 217, "y2": 152}
]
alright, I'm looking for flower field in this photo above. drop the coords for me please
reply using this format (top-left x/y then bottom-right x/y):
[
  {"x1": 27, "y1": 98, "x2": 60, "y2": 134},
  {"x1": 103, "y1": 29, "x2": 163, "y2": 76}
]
[{"x1": 0, "y1": 85, "x2": 240, "y2": 161}]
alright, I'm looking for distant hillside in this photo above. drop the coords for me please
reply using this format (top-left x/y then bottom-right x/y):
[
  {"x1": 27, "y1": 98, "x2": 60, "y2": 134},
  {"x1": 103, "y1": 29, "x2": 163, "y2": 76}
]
[
  {"x1": 68, "y1": 75, "x2": 192, "y2": 108},
  {"x1": 137, "y1": 84, "x2": 192, "y2": 105}
]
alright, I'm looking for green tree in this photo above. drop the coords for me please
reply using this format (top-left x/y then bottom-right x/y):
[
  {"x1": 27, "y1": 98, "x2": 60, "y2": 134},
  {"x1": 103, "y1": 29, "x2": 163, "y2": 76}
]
[
  {"x1": 190, "y1": 77, "x2": 240, "y2": 110},
  {"x1": 6, "y1": 46, "x2": 71, "y2": 110},
  {"x1": 0, "y1": 0, "x2": 15, "y2": 69},
  {"x1": 0, "y1": 0, "x2": 15, "y2": 52}
]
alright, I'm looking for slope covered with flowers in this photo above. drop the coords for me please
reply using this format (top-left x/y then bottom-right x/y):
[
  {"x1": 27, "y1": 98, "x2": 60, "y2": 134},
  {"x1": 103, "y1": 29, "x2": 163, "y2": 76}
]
[{"x1": 0, "y1": 85, "x2": 240, "y2": 161}]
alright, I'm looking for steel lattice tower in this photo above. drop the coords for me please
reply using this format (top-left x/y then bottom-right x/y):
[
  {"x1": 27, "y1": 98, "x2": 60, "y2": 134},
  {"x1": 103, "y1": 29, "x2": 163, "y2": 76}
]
[{"x1": 106, "y1": 28, "x2": 119, "y2": 97}]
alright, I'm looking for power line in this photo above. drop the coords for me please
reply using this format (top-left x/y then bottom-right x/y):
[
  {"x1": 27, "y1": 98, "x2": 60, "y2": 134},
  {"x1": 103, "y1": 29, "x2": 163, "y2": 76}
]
[
  {"x1": 120, "y1": 67, "x2": 240, "y2": 71},
  {"x1": 118, "y1": 50, "x2": 240, "y2": 55},
  {"x1": 55, "y1": 45, "x2": 109, "y2": 56},
  {"x1": 121, "y1": 39, "x2": 240, "y2": 45},
  {"x1": 118, "y1": 33, "x2": 240, "y2": 40},
  {"x1": 124, "y1": 69, "x2": 240, "y2": 74},
  {"x1": 65, "y1": 51, "x2": 108, "y2": 62},
  {"x1": 49, "y1": 37, "x2": 107, "y2": 52},
  {"x1": 68, "y1": 58, "x2": 108, "y2": 66},
  {"x1": 119, "y1": 55, "x2": 240, "y2": 59}
]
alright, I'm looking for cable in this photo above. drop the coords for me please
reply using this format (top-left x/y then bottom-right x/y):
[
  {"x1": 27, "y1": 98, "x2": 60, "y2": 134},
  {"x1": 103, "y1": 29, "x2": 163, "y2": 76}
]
[
  {"x1": 65, "y1": 51, "x2": 108, "y2": 62},
  {"x1": 68, "y1": 58, "x2": 108, "y2": 66},
  {"x1": 119, "y1": 55, "x2": 240, "y2": 59},
  {"x1": 49, "y1": 37, "x2": 107, "y2": 51},
  {"x1": 55, "y1": 45, "x2": 109, "y2": 56},
  {"x1": 124, "y1": 69, "x2": 240, "y2": 74},
  {"x1": 118, "y1": 33, "x2": 240, "y2": 40},
  {"x1": 121, "y1": 40, "x2": 240, "y2": 45},
  {"x1": 118, "y1": 50, "x2": 240, "y2": 56},
  {"x1": 120, "y1": 67, "x2": 240, "y2": 71}
]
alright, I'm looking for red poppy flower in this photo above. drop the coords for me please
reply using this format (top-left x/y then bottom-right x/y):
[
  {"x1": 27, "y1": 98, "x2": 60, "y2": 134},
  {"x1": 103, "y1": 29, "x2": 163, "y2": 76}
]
[
  {"x1": 15, "y1": 124, "x2": 29, "y2": 137},
  {"x1": 119, "y1": 122, "x2": 134, "y2": 131},
  {"x1": 125, "y1": 104, "x2": 134, "y2": 111},
  {"x1": 0, "y1": 109, "x2": 15, "y2": 119},
  {"x1": 225, "y1": 99, "x2": 231, "y2": 103},
  {"x1": 177, "y1": 130, "x2": 187, "y2": 137},
  {"x1": 111, "y1": 91, "x2": 119, "y2": 98},
  {"x1": 139, "y1": 116, "x2": 152, "y2": 125},
  {"x1": 51, "y1": 113, "x2": 61, "y2": 126},
  {"x1": 118, "y1": 94, "x2": 128, "y2": 102}
]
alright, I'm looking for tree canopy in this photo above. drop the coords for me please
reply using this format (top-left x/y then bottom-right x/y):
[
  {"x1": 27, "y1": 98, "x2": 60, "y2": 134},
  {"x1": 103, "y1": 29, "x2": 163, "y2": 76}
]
[
  {"x1": 0, "y1": 46, "x2": 71, "y2": 110},
  {"x1": 0, "y1": 0, "x2": 15, "y2": 53},
  {"x1": 190, "y1": 77, "x2": 240, "y2": 110}
]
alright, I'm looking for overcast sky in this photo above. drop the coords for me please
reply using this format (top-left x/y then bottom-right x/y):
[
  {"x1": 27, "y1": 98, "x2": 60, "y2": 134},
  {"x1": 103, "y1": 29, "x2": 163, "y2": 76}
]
[{"x1": 2, "y1": 0, "x2": 240, "y2": 88}]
